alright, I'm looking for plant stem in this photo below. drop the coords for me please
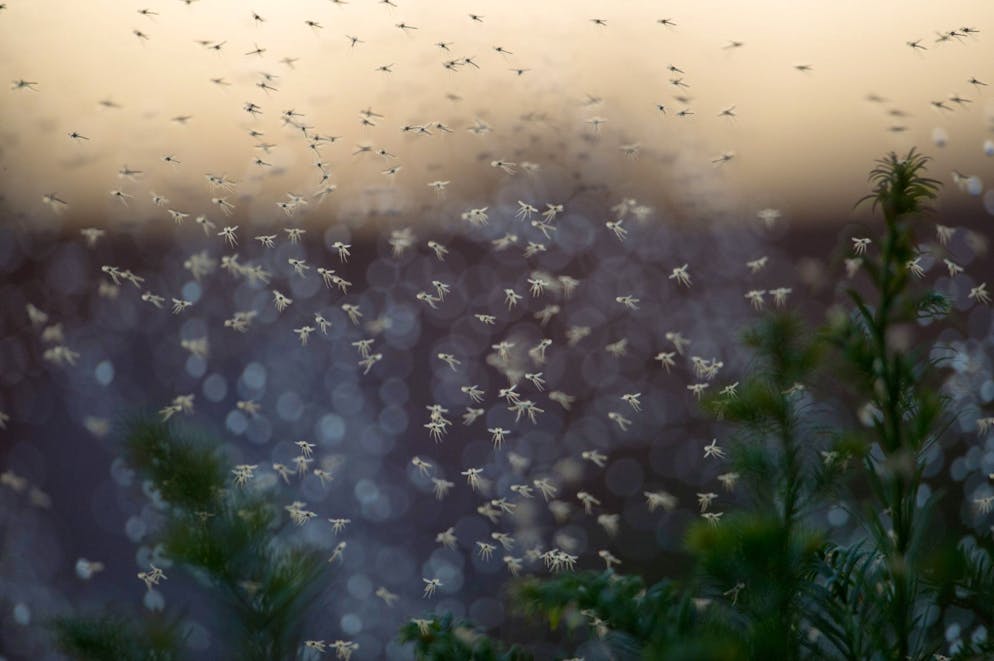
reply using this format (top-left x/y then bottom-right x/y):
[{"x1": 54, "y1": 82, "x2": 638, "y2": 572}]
[{"x1": 874, "y1": 208, "x2": 913, "y2": 659}]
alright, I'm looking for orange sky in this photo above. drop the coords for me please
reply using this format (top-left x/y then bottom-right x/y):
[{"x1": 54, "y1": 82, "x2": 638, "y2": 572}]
[{"x1": 1, "y1": 0, "x2": 993, "y2": 231}]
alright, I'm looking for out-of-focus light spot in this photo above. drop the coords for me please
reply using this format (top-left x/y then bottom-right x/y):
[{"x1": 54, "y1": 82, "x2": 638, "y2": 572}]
[
  {"x1": 125, "y1": 515, "x2": 147, "y2": 542},
  {"x1": 183, "y1": 621, "x2": 210, "y2": 651},
  {"x1": 364, "y1": 493, "x2": 394, "y2": 521},
  {"x1": 277, "y1": 391, "x2": 303, "y2": 421},
  {"x1": 362, "y1": 426, "x2": 395, "y2": 456},
  {"x1": 143, "y1": 589, "x2": 165, "y2": 612},
  {"x1": 950, "y1": 457, "x2": 967, "y2": 482},
  {"x1": 341, "y1": 613, "x2": 362, "y2": 635},
  {"x1": 110, "y1": 457, "x2": 134, "y2": 487},
  {"x1": 242, "y1": 362, "x2": 267, "y2": 389},
  {"x1": 435, "y1": 598, "x2": 466, "y2": 619},
  {"x1": 203, "y1": 373, "x2": 227, "y2": 402},
  {"x1": 289, "y1": 273, "x2": 321, "y2": 299},
  {"x1": 378, "y1": 406, "x2": 408, "y2": 435},
  {"x1": 84, "y1": 416, "x2": 111, "y2": 438},
  {"x1": 75, "y1": 558, "x2": 98, "y2": 580},
  {"x1": 379, "y1": 377, "x2": 409, "y2": 405},
  {"x1": 554, "y1": 214, "x2": 596, "y2": 254},
  {"x1": 94, "y1": 360, "x2": 114, "y2": 385},
  {"x1": 185, "y1": 354, "x2": 206, "y2": 379},
  {"x1": 333, "y1": 383, "x2": 365, "y2": 415},
  {"x1": 383, "y1": 305, "x2": 420, "y2": 348},
  {"x1": 246, "y1": 416, "x2": 272, "y2": 445},
  {"x1": 965, "y1": 446, "x2": 981, "y2": 472},
  {"x1": 433, "y1": 562, "x2": 463, "y2": 593},
  {"x1": 13, "y1": 603, "x2": 31, "y2": 626},
  {"x1": 317, "y1": 413, "x2": 346, "y2": 445},
  {"x1": 347, "y1": 574, "x2": 373, "y2": 599},
  {"x1": 827, "y1": 506, "x2": 849, "y2": 527},
  {"x1": 354, "y1": 479, "x2": 380, "y2": 504},
  {"x1": 179, "y1": 317, "x2": 208, "y2": 338},
  {"x1": 181, "y1": 281, "x2": 201, "y2": 303},
  {"x1": 226, "y1": 409, "x2": 248, "y2": 435}
]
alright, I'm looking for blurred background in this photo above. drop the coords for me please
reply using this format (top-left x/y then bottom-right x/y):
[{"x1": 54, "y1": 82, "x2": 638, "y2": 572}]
[
  {"x1": 1, "y1": 0, "x2": 994, "y2": 227},
  {"x1": 2, "y1": 1, "x2": 994, "y2": 659}
]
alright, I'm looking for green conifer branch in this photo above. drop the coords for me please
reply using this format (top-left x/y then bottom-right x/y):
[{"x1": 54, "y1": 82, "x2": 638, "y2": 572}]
[{"x1": 53, "y1": 416, "x2": 328, "y2": 661}]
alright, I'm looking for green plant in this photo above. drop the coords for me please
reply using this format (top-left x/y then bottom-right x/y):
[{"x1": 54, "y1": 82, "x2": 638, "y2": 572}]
[
  {"x1": 397, "y1": 150, "x2": 994, "y2": 661},
  {"x1": 398, "y1": 613, "x2": 531, "y2": 661},
  {"x1": 50, "y1": 613, "x2": 182, "y2": 661},
  {"x1": 819, "y1": 148, "x2": 952, "y2": 659},
  {"x1": 52, "y1": 417, "x2": 328, "y2": 661}
]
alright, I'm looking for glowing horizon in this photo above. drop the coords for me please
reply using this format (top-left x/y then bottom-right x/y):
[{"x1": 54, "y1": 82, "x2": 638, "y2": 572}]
[{"x1": 1, "y1": 0, "x2": 993, "y2": 232}]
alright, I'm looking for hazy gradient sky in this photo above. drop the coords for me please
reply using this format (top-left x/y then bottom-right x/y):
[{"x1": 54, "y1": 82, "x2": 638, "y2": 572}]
[{"x1": 1, "y1": 0, "x2": 993, "y2": 231}]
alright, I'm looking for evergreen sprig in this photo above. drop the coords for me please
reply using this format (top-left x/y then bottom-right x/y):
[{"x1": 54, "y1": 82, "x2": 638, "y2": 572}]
[
  {"x1": 821, "y1": 148, "x2": 955, "y2": 658},
  {"x1": 50, "y1": 613, "x2": 182, "y2": 661},
  {"x1": 686, "y1": 312, "x2": 828, "y2": 661},
  {"x1": 398, "y1": 613, "x2": 531, "y2": 661},
  {"x1": 413, "y1": 150, "x2": 993, "y2": 661},
  {"x1": 53, "y1": 417, "x2": 328, "y2": 661}
]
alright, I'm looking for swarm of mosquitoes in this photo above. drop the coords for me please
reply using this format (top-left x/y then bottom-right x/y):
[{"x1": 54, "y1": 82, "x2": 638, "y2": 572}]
[{"x1": 2, "y1": 2, "x2": 993, "y2": 658}]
